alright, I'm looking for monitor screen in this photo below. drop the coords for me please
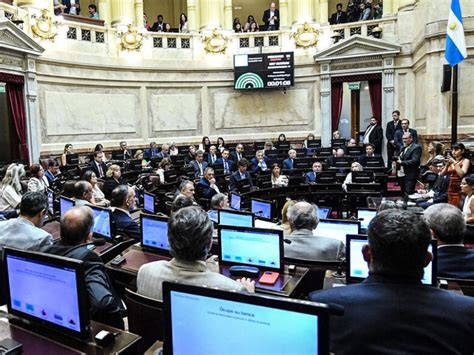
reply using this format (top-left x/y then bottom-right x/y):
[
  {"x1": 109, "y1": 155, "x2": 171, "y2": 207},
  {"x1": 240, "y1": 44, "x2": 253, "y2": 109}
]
[
  {"x1": 313, "y1": 219, "x2": 360, "y2": 244},
  {"x1": 163, "y1": 282, "x2": 329, "y2": 355},
  {"x1": 143, "y1": 192, "x2": 155, "y2": 214},
  {"x1": 317, "y1": 207, "x2": 331, "y2": 220},
  {"x1": 208, "y1": 210, "x2": 218, "y2": 223},
  {"x1": 218, "y1": 210, "x2": 254, "y2": 228},
  {"x1": 218, "y1": 226, "x2": 283, "y2": 271},
  {"x1": 346, "y1": 235, "x2": 437, "y2": 285},
  {"x1": 230, "y1": 193, "x2": 241, "y2": 210},
  {"x1": 251, "y1": 199, "x2": 272, "y2": 221},
  {"x1": 4, "y1": 248, "x2": 89, "y2": 340},
  {"x1": 89, "y1": 205, "x2": 112, "y2": 240},
  {"x1": 141, "y1": 214, "x2": 170, "y2": 253},
  {"x1": 47, "y1": 189, "x2": 54, "y2": 214},
  {"x1": 59, "y1": 196, "x2": 75, "y2": 217},
  {"x1": 357, "y1": 209, "x2": 377, "y2": 230}
]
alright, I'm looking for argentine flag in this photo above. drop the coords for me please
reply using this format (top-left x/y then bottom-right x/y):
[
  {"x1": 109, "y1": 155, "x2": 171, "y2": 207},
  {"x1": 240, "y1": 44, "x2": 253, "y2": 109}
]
[{"x1": 445, "y1": 0, "x2": 467, "y2": 66}]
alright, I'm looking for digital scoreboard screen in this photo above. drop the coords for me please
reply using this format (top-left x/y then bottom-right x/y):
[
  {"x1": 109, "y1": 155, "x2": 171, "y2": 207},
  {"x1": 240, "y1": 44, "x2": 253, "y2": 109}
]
[{"x1": 234, "y1": 52, "x2": 294, "y2": 90}]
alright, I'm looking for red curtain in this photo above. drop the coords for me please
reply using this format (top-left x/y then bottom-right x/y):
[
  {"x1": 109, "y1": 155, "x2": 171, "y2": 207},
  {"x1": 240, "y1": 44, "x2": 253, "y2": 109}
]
[
  {"x1": 331, "y1": 82, "x2": 343, "y2": 132},
  {"x1": 6, "y1": 82, "x2": 29, "y2": 162},
  {"x1": 368, "y1": 79, "x2": 382, "y2": 121}
]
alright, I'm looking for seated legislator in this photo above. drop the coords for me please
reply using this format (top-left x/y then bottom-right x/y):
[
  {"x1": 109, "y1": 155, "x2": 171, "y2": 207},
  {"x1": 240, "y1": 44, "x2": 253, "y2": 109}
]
[
  {"x1": 326, "y1": 147, "x2": 346, "y2": 167},
  {"x1": 285, "y1": 202, "x2": 344, "y2": 261},
  {"x1": 110, "y1": 185, "x2": 140, "y2": 239},
  {"x1": 83, "y1": 170, "x2": 110, "y2": 207},
  {"x1": 305, "y1": 161, "x2": 323, "y2": 184},
  {"x1": 157, "y1": 143, "x2": 170, "y2": 159},
  {"x1": 0, "y1": 192, "x2": 53, "y2": 251},
  {"x1": 207, "y1": 145, "x2": 218, "y2": 165},
  {"x1": 41, "y1": 206, "x2": 125, "y2": 329},
  {"x1": 88, "y1": 151, "x2": 108, "y2": 179},
  {"x1": 27, "y1": 164, "x2": 48, "y2": 193},
  {"x1": 208, "y1": 193, "x2": 229, "y2": 221},
  {"x1": 44, "y1": 159, "x2": 59, "y2": 185},
  {"x1": 342, "y1": 162, "x2": 364, "y2": 192},
  {"x1": 0, "y1": 163, "x2": 25, "y2": 212},
  {"x1": 250, "y1": 150, "x2": 269, "y2": 173},
  {"x1": 230, "y1": 143, "x2": 245, "y2": 163},
  {"x1": 282, "y1": 149, "x2": 297, "y2": 170},
  {"x1": 424, "y1": 203, "x2": 474, "y2": 279},
  {"x1": 189, "y1": 150, "x2": 208, "y2": 178},
  {"x1": 103, "y1": 164, "x2": 126, "y2": 200},
  {"x1": 229, "y1": 158, "x2": 253, "y2": 192},
  {"x1": 416, "y1": 159, "x2": 449, "y2": 209},
  {"x1": 309, "y1": 209, "x2": 474, "y2": 354},
  {"x1": 271, "y1": 163, "x2": 288, "y2": 187},
  {"x1": 215, "y1": 149, "x2": 234, "y2": 175},
  {"x1": 196, "y1": 167, "x2": 220, "y2": 200},
  {"x1": 137, "y1": 206, "x2": 255, "y2": 300},
  {"x1": 171, "y1": 194, "x2": 195, "y2": 214},
  {"x1": 74, "y1": 180, "x2": 94, "y2": 206},
  {"x1": 144, "y1": 141, "x2": 160, "y2": 159},
  {"x1": 119, "y1": 140, "x2": 133, "y2": 160},
  {"x1": 358, "y1": 143, "x2": 384, "y2": 167}
]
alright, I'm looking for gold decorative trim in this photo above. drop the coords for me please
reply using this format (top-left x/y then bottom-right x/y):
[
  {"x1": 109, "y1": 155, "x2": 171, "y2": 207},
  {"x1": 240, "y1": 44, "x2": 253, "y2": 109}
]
[
  {"x1": 119, "y1": 24, "x2": 144, "y2": 51},
  {"x1": 31, "y1": 9, "x2": 58, "y2": 41},
  {"x1": 203, "y1": 29, "x2": 227, "y2": 54},
  {"x1": 291, "y1": 23, "x2": 320, "y2": 48}
]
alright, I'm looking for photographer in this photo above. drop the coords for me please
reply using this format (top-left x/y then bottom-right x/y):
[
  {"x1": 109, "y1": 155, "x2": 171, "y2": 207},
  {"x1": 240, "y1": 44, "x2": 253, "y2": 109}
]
[{"x1": 440, "y1": 143, "x2": 471, "y2": 207}]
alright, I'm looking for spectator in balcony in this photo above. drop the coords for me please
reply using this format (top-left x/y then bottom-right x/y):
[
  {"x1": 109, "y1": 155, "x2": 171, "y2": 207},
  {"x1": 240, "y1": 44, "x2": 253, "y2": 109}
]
[
  {"x1": 347, "y1": 0, "x2": 360, "y2": 22},
  {"x1": 151, "y1": 14, "x2": 165, "y2": 32},
  {"x1": 143, "y1": 13, "x2": 151, "y2": 31},
  {"x1": 164, "y1": 23, "x2": 172, "y2": 32},
  {"x1": 88, "y1": 4, "x2": 99, "y2": 19},
  {"x1": 373, "y1": 1, "x2": 383, "y2": 19},
  {"x1": 243, "y1": 15, "x2": 256, "y2": 32},
  {"x1": 330, "y1": 3, "x2": 348, "y2": 25},
  {"x1": 262, "y1": 2, "x2": 279, "y2": 31},
  {"x1": 359, "y1": 3, "x2": 372, "y2": 21},
  {"x1": 54, "y1": 0, "x2": 66, "y2": 15},
  {"x1": 179, "y1": 13, "x2": 189, "y2": 33},
  {"x1": 233, "y1": 18, "x2": 242, "y2": 32},
  {"x1": 249, "y1": 21, "x2": 259, "y2": 33},
  {"x1": 62, "y1": 0, "x2": 80, "y2": 16}
]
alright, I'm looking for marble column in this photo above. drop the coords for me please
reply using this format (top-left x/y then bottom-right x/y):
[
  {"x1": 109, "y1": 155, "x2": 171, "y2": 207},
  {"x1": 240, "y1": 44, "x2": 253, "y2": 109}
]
[
  {"x1": 319, "y1": 0, "x2": 328, "y2": 25},
  {"x1": 313, "y1": 0, "x2": 320, "y2": 25},
  {"x1": 223, "y1": 0, "x2": 232, "y2": 30},
  {"x1": 110, "y1": 0, "x2": 135, "y2": 26},
  {"x1": 98, "y1": 0, "x2": 108, "y2": 23},
  {"x1": 382, "y1": 0, "x2": 392, "y2": 16},
  {"x1": 135, "y1": 0, "x2": 144, "y2": 29},
  {"x1": 200, "y1": 0, "x2": 224, "y2": 29},
  {"x1": 320, "y1": 62, "x2": 332, "y2": 146},
  {"x1": 187, "y1": 0, "x2": 198, "y2": 31},
  {"x1": 293, "y1": 0, "x2": 314, "y2": 24},
  {"x1": 279, "y1": 0, "x2": 289, "y2": 29},
  {"x1": 24, "y1": 56, "x2": 41, "y2": 165},
  {"x1": 397, "y1": 0, "x2": 415, "y2": 11},
  {"x1": 382, "y1": 57, "x2": 395, "y2": 161}
]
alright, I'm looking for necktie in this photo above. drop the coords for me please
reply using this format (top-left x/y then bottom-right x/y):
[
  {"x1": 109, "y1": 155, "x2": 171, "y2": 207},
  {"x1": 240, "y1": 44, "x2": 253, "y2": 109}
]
[
  {"x1": 199, "y1": 163, "x2": 203, "y2": 176},
  {"x1": 224, "y1": 160, "x2": 228, "y2": 174},
  {"x1": 98, "y1": 163, "x2": 104, "y2": 178}
]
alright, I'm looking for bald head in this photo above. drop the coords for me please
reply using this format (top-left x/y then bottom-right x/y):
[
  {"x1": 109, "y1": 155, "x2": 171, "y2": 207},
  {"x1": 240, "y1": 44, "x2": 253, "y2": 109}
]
[
  {"x1": 60, "y1": 206, "x2": 94, "y2": 245},
  {"x1": 287, "y1": 201, "x2": 319, "y2": 231}
]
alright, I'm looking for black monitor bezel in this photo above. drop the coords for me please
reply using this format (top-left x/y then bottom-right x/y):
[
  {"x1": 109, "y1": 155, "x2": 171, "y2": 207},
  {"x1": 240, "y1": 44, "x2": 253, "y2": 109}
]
[
  {"x1": 3, "y1": 247, "x2": 91, "y2": 340},
  {"x1": 65, "y1": 153, "x2": 79, "y2": 165},
  {"x1": 218, "y1": 209, "x2": 255, "y2": 228},
  {"x1": 140, "y1": 213, "x2": 170, "y2": 255},
  {"x1": 88, "y1": 205, "x2": 113, "y2": 240},
  {"x1": 143, "y1": 191, "x2": 156, "y2": 214},
  {"x1": 59, "y1": 195, "x2": 75, "y2": 217},
  {"x1": 217, "y1": 225, "x2": 283, "y2": 272},
  {"x1": 250, "y1": 198, "x2": 273, "y2": 221},
  {"x1": 162, "y1": 281, "x2": 329, "y2": 354},
  {"x1": 356, "y1": 208, "x2": 377, "y2": 230}
]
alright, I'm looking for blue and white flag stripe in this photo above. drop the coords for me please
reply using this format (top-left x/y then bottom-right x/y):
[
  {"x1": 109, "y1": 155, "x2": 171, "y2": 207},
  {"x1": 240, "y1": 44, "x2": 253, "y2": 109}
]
[{"x1": 445, "y1": 0, "x2": 467, "y2": 67}]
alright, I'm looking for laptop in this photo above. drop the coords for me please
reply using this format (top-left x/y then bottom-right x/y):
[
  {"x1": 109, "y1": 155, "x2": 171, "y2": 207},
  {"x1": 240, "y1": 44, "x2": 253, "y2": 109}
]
[
  {"x1": 317, "y1": 206, "x2": 332, "y2": 219},
  {"x1": 356, "y1": 208, "x2": 377, "y2": 231},
  {"x1": 345, "y1": 234, "x2": 437, "y2": 286},
  {"x1": 89, "y1": 205, "x2": 113, "y2": 241},
  {"x1": 143, "y1": 191, "x2": 156, "y2": 214},
  {"x1": 140, "y1": 214, "x2": 170, "y2": 255},
  {"x1": 218, "y1": 209, "x2": 254, "y2": 228},
  {"x1": 313, "y1": 219, "x2": 361, "y2": 244},
  {"x1": 229, "y1": 192, "x2": 241, "y2": 211},
  {"x1": 251, "y1": 198, "x2": 272, "y2": 221},
  {"x1": 59, "y1": 196, "x2": 75, "y2": 217}
]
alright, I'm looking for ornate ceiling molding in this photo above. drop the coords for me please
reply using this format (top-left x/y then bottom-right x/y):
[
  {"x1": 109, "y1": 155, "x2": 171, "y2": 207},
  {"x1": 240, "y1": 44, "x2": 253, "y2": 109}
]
[{"x1": 0, "y1": 18, "x2": 44, "y2": 56}]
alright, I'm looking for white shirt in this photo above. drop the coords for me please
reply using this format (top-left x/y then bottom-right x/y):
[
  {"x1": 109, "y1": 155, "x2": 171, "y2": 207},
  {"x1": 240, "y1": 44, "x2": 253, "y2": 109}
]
[
  {"x1": 0, "y1": 185, "x2": 21, "y2": 211},
  {"x1": 69, "y1": 0, "x2": 77, "y2": 15}
]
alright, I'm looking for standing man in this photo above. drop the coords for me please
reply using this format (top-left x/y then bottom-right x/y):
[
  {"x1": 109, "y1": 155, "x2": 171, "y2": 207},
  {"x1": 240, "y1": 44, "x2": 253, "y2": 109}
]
[
  {"x1": 394, "y1": 119, "x2": 418, "y2": 154},
  {"x1": 329, "y1": 3, "x2": 348, "y2": 24},
  {"x1": 262, "y1": 2, "x2": 279, "y2": 31},
  {"x1": 151, "y1": 14, "x2": 165, "y2": 32},
  {"x1": 385, "y1": 110, "x2": 402, "y2": 164},
  {"x1": 397, "y1": 132, "x2": 421, "y2": 195},
  {"x1": 362, "y1": 117, "x2": 383, "y2": 155}
]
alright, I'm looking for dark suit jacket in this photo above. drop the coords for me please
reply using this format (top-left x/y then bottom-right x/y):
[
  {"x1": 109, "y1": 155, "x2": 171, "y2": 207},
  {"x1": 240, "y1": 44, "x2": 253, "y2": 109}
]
[
  {"x1": 362, "y1": 124, "x2": 383, "y2": 153},
  {"x1": 262, "y1": 9, "x2": 280, "y2": 30},
  {"x1": 196, "y1": 178, "x2": 218, "y2": 200},
  {"x1": 88, "y1": 161, "x2": 108, "y2": 179},
  {"x1": 150, "y1": 21, "x2": 165, "y2": 32},
  {"x1": 144, "y1": 148, "x2": 160, "y2": 159},
  {"x1": 432, "y1": 174, "x2": 450, "y2": 203},
  {"x1": 207, "y1": 154, "x2": 219, "y2": 165},
  {"x1": 250, "y1": 157, "x2": 269, "y2": 173},
  {"x1": 44, "y1": 170, "x2": 55, "y2": 184},
  {"x1": 189, "y1": 160, "x2": 208, "y2": 177},
  {"x1": 309, "y1": 274, "x2": 474, "y2": 354},
  {"x1": 438, "y1": 246, "x2": 474, "y2": 279},
  {"x1": 111, "y1": 208, "x2": 140, "y2": 239},
  {"x1": 395, "y1": 128, "x2": 418, "y2": 152},
  {"x1": 102, "y1": 178, "x2": 125, "y2": 200},
  {"x1": 305, "y1": 171, "x2": 318, "y2": 183},
  {"x1": 230, "y1": 151, "x2": 243, "y2": 163},
  {"x1": 215, "y1": 158, "x2": 234, "y2": 173},
  {"x1": 399, "y1": 143, "x2": 421, "y2": 179},
  {"x1": 62, "y1": 0, "x2": 80, "y2": 15},
  {"x1": 385, "y1": 120, "x2": 402, "y2": 142},
  {"x1": 229, "y1": 171, "x2": 252, "y2": 192},
  {"x1": 282, "y1": 158, "x2": 294, "y2": 170},
  {"x1": 329, "y1": 11, "x2": 348, "y2": 24}
]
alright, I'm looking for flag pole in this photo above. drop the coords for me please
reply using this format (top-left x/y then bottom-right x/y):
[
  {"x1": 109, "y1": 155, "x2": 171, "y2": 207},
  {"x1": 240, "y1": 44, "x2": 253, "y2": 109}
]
[{"x1": 451, "y1": 64, "x2": 458, "y2": 145}]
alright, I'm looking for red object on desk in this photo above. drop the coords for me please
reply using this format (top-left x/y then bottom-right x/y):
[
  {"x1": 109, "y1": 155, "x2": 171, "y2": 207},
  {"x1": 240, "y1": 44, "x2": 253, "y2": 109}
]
[{"x1": 259, "y1": 271, "x2": 280, "y2": 285}]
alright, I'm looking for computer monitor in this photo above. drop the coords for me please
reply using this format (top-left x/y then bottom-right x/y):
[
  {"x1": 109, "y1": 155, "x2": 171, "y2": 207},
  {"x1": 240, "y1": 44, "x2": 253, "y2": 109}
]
[
  {"x1": 347, "y1": 146, "x2": 364, "y2": 156},
  {"x1": 313, "y1": 219, "x2": 361, "y2": 244},
  {"x1": 277, "y1": 142, "x2": 290, "y2": 150},
  {"x1": 129, "y1": 159, "x2": 143, "y2": 171},
  {"x1": 356, "y1": 208, "x2": 377, "y2": 230},
  {"x1": 251, "y1": 198, "x2": 272, "y2": 221},
  {"x1": 59, "y1": 196, "x2": 75, "y2": 217},
  {"x1": 333, "y1": 157, "x2": 353, "y2": 168},
  {"x1": 47, "y1": 189, "x2": 54, "y2": 215},
  {"x1": 307, "y1": 139, "x2": 322, "y2": 149},
  {"x1": 346, "y1": 235, "x2": 437, "y2": 286},
  {"x1": 164, "y1": 170, "x2": 178, "y2": 183},
  {"x1": 352, "y1": 171, "x2": 375, "y2": 184},
  {"x1": 208, "y1": 210, "x2": 218, "y2": 223},
  {"x1": 65, "y1": 153, "x2": 79, "y2": 165},
  {"x1": 218, "y1": 225, "x2": 284, "y2": 272},
  {"x1": 218, "y1": 209, "x2": 254, "y2": 228},
  {"x1": 331, "y1": 139, "x2": 346, "y2": 147},
  {"x1": 140, "y1": 214, "x2": 170, "y2": 254},
  {"x1": 363, "y1": 156, "x2": 385, "y2": 168},
  {"x1": 3, "y1": 247, "x2": 90, "y2": 340},
  {"x1": 111, "y1": 150, "x2": 125, "y2": 160},
  {"x1": 315, "y1": 171, "x2": 336, "y2": 184},
  {"x1": 143, "y1": 191, "x2": 156, "y2": 214},
  {"x1": 317, "y1": 206, "x2": 331, "y2": 219},
  {"x1": 229, "y1": 192, "x2": 241, "y2": 211},
  {"x1": 89, "y1": 205, "x2": 113, "y2": 240},
  {"x1": 162, "y1": 281, "x2": 329, "y2": 355}
]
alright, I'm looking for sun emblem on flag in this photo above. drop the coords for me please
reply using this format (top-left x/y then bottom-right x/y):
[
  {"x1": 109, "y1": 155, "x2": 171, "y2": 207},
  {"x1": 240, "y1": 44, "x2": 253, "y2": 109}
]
[{"x1": 449, "y1": 23, "x2": 457, "y2": 30}]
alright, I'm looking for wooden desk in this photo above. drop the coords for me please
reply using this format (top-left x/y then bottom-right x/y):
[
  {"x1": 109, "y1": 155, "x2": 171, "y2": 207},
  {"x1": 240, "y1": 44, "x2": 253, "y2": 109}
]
[
  {"x1": 106, "y1": 245, "x2": 308, "y2": 298},
  {"x1": 0, "y1": 317, "x2": 140, "y2": 354}
]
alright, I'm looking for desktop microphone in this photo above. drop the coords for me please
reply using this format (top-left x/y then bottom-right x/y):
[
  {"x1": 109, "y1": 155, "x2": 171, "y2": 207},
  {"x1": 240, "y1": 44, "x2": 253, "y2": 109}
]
[{"x1": 283, "y1": 238, "x2": 292, "y2": 244}]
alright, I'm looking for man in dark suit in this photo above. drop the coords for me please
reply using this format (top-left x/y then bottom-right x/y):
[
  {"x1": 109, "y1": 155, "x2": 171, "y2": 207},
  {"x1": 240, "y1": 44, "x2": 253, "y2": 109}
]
[
  {"x1": 110, "y1": 185, "x2": 140, "y2": 239},
  {"x1": 309, "y1": 209, "x2": 474, "y2": 354},
  {"x1": 144, "y1": 142, "x2": 160, "y2": 159},
  {"x1": 329, "y1": 3, "x2": 348, "y2": 24},
  {"x1": 88, "y1": 151, "x2": 108, "y2": 179},
  {"x1": 305, "y1": 161, "x2": 323, "y2": 184},
  {"x1": 157, "y1": 143, "x2": 170, "y2": 159},
  {"x1": 250, "y1": 150, "x2": 269, "y2": 173},
  {"x1": 394, "y1": 119, "x2": 418, "y2": 153},
  {"x1": 282, "y1": 149, "x2": 296, "y2": 171},
  {"x1": 119, "y1": 141, "x2": 132, "y2": 160},
  {"x1": 62, "y1": 0, "x2": 80, "y2": 15},
  {"x1": 196, "y1": 167, "x2": 220, "y2": 200},
  {"x1": 44, "y1": 159, "x2": 59, "y2": 184},
  {"x1": 424, "y1": 203, "x2": 474, "y2": 279},
  {"x1": 417, "y1": 159, "x2": 450, "y2": 209},
  {"x1": 358, "y1": 143, "x2": 384, "y2": 167},
  {"x1": 215, "y1": 149, "x2": 234, "y2": 175},
  {"x1": 385, "y1": 110, "x2": 402, "y2": 164},
  {"x1": 230, "y1": 143, "x2": 244, "y2": 163},
  {"x1": 229, "y1": 159, "x2": 253, "y2": 192},
  {"x1": 207, "y1": 145, "x2": 218, "y2": 165},
  {"x1": 189, "y1": 150, "x2": 208, "y2": 178},
  {"x1": 262, "y1": 2, "x2": 279, "y2": 31},
  {"x1": 361, "y1": 117, "x2": 383, "y2": 154},
  {"x1": 41, "y1": 206, "x2": 124, "y2": 328},
  {"x1": 396, "y1": 131, "x2": 421, "y2": 195},
  {"x1": 150, "y1": 14, "x2": 165, "y2": 32}
]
